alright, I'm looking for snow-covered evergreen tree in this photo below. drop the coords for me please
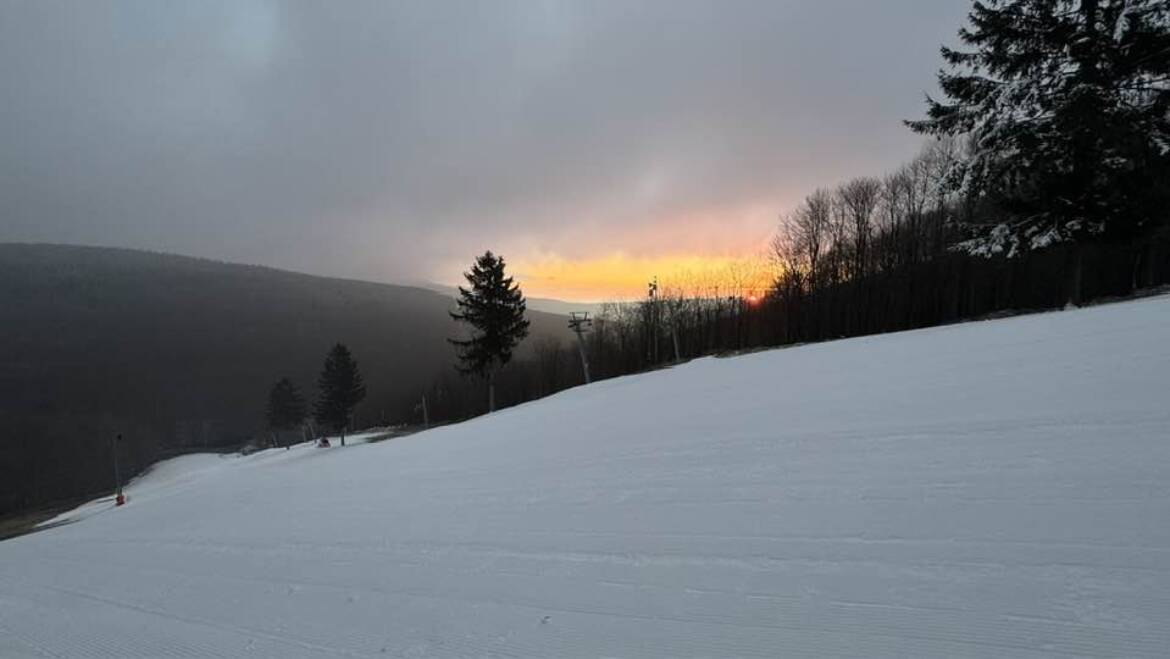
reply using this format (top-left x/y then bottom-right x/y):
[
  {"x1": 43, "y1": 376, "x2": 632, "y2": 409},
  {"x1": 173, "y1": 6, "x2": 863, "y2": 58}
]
[{"x1": 910, "y1": 0, "x2": 1170, "y2": 256}]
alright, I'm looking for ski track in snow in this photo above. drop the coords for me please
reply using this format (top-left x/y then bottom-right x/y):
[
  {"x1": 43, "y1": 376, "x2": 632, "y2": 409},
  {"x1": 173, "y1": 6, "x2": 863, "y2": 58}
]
[{"x1": 2, "y1": 296, "x2": 1170, "y2": 657}]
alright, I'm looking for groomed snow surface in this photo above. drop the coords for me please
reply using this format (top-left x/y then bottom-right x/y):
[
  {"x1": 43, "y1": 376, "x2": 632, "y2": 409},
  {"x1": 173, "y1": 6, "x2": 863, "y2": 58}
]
[{"x1": 2, "y1": 297, "x2": 1169, "y2": 657}]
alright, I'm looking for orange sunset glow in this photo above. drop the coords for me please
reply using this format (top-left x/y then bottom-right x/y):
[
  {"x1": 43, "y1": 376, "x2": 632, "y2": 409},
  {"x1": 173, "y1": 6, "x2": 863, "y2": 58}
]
[{"x1": 508, "y1": 252, "x2": 776, "y2": 302}]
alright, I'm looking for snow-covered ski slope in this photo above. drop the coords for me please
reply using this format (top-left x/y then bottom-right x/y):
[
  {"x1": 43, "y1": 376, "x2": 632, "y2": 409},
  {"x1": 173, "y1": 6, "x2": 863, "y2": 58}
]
[{"x1": 2, "y1": 296, "x2": 1169, "y2": 657}]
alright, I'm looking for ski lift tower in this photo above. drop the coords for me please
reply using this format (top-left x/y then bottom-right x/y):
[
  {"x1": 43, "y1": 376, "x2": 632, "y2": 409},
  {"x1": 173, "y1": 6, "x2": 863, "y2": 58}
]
[{"x1": 568, "y1": 311, "x2": 593, "y2": 384}]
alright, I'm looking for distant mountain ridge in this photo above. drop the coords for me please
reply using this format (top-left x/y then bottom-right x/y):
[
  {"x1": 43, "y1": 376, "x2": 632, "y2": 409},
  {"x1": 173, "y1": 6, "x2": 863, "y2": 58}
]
[
  {"x1": 414, "y1": 281, "x2": 601, "y2": 317},
  {"x1": 0, "y1": 243, "x2": 565, "y2": 513}
]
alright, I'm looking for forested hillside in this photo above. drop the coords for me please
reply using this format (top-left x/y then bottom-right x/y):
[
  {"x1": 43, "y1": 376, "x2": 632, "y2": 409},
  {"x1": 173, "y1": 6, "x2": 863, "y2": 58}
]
[
  {"x1": 417, "y1": 0, "x2": 1170, "y2": 422},
  {"x1": 0, "y1": 244, "x2": 564, "y2": 513}
]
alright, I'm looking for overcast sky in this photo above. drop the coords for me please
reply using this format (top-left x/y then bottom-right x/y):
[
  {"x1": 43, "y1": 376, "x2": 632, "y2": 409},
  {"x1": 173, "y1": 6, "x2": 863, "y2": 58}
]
[{"x1": 1, "y1": 0, "x2": 969, "y2": 299}]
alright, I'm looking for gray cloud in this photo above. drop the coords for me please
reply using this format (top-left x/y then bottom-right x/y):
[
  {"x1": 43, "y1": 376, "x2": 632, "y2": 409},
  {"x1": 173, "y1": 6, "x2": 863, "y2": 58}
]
[{"x1": 1, "y1": 0, "x2": 969, "y2": 286}]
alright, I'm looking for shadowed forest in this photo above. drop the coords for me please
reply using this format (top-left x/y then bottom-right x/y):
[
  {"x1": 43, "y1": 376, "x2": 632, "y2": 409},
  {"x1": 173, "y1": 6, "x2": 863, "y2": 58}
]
[{"x1": 0, "y1": 244, "x2": 564, "y2": 514}]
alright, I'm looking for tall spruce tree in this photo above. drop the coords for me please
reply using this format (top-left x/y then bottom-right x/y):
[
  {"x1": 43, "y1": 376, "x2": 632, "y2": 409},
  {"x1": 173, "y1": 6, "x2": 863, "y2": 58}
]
[
  {"x1": 449, "y1": 251, "x2": 530, "y2": 413},
  {"x1": 313, "y1": 343, "x2": 366, "y2": 446},
  {"x1": 909, "y1": 0, "x2": 1170, "y2": 256},
  {"x1": 266, "y1": 377, "x2": 306, "y2": 448}
]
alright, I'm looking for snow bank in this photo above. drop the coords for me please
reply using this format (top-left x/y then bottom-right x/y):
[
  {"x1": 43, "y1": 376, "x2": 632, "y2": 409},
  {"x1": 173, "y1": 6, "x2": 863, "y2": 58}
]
[{"x1": 2, "y1": 296, "x2": 1169, "y2": 657}]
